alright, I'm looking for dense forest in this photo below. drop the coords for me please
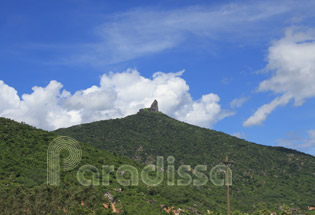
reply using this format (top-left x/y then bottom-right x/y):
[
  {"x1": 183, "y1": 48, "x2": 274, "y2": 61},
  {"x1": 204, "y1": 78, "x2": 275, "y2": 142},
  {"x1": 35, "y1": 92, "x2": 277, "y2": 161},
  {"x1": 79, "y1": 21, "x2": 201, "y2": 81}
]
[{"x1": 1, "y1": 111, "x2": 315, "y2": 214}]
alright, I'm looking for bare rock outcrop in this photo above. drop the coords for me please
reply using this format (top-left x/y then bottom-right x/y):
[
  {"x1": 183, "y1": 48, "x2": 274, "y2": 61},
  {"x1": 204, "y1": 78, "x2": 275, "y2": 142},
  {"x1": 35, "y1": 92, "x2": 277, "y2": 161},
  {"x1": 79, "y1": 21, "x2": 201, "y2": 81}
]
[
  {"x1": 149, "y1": 100, "x2": 159, "y2": 112},
  {"x1": 138, "y1": 100, "x2": 159, "y2": 113}
]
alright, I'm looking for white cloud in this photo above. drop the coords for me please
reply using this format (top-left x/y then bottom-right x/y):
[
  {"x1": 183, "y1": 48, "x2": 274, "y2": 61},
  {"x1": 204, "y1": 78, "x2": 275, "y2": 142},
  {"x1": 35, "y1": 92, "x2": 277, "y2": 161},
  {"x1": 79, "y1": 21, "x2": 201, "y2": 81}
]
[
  {"x1": 244, "y1": 27, "x2": 315, "y2": 126},
  {"x1": 0, "y1": 80, "x2": 20, "y2": 112},
  {"x1": 232, "y1": 132, "x2": 246, "y2": 139},
  {"x1": 69, "y1": 1, "x2": 307, "y2": 65},
  {"x1": 276, "y1": 130, "x2": 315, "y2": 155},
  {"x1": 20, "y1": 1, "x2": 315, "y2": 66},
  {"x1": 174, "y1": 94, "x2": 234, "y2": 128},
  {"x1": 1, "y1": 81, "x2": 81, "y2": 130},
  {"x1": 230, "y1": 96, "x2": 249, "y2": 109},
  {"x1": 243, "y1": 94, "x2": 291, "y2": 127},
  {"x1": 0, "y1": 69, "x2": 232, "y2": 130}
]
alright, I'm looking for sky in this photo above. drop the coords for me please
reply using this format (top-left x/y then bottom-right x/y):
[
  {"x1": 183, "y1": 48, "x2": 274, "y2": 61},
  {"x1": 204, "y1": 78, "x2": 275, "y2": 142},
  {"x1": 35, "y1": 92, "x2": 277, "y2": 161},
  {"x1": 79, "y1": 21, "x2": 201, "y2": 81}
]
[{"x1": 1, "y1": 0, "x2": 315, "y2": 155}]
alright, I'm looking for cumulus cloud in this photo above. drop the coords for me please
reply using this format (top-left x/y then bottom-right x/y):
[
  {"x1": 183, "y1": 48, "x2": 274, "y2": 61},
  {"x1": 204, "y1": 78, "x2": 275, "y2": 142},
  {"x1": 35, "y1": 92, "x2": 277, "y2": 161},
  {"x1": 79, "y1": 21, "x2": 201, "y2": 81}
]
[
  {"x1": 0, "y1": 81, "x2": 20, "y2": 112},
  {"x1": 0, "y1": 69, "x2": 231, "y2": 130},
  {"x1": 1, "y1": 81, "x2": 81, "y2": 130},
  {"x1": 244, "y1": 27, "x2": 315, "y2": 126},
  {"x1": 174, "y1": 94, "x2": 234, "y2": 128},
  {"x1": 276, "y1": 130, "x2": 315, "y2": 155}
]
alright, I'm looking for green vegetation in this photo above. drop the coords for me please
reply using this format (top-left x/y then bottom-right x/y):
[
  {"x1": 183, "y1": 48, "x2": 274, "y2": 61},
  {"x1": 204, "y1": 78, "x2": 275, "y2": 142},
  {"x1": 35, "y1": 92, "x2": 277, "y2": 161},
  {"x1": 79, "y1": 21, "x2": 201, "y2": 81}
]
[
  {"x1": 55, "y1": 111, "x2": 315, "y2": 213},
  {"x1": 0, "y1": 118, "x2": 186, "y2": 214},
  {"x1": 1, "y1": 111, "x2": 315, "y2": 214}
]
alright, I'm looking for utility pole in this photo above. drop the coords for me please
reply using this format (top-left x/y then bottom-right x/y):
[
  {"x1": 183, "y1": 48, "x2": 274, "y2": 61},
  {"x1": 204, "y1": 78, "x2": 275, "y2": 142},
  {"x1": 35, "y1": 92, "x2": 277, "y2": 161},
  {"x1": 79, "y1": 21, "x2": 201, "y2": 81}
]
[{"x1": 223, "y1": 156, "x2": 231, "y2": 215}]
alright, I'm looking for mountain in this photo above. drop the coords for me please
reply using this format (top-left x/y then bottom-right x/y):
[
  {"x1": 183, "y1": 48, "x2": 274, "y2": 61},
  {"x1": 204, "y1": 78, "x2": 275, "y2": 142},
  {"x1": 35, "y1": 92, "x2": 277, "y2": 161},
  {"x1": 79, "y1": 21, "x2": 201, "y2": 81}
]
[
  {"x1": 55, "y1": 109, "x2": 315, "y2": 213},
  {"x1": 1, "y1": 110, "x2": 315, "y2": 214},
  {"x1": 0, "y1": 117, "x2": 202, "y2": 215}
]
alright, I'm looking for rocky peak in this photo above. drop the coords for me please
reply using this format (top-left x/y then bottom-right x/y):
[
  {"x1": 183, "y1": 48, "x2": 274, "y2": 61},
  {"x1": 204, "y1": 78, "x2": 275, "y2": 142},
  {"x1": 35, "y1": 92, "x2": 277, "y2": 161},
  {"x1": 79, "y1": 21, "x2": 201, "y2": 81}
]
[
  {"x1": 150, "y1": 100, "x2": 159, "y2": 112},
  {"x1": 138, "y1": 100, "x2": 159, "y2": 113}
]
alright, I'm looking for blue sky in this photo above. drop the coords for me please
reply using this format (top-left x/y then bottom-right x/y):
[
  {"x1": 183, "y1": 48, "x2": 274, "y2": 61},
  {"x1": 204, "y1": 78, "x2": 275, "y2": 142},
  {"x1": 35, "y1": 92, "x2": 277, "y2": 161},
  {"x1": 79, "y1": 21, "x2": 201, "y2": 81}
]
[{"x1": 1, "y1": 0, "x2": 315, "y2": 155}]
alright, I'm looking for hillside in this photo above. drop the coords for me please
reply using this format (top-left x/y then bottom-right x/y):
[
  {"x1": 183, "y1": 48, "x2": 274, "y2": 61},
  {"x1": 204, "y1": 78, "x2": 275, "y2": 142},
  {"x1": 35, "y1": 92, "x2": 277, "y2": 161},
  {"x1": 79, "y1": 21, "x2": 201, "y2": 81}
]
[
  {"x1": 1, "y1": 112, "x2": 315, "y2": 214},
  {"x1": 55, "y1": 110, "x2": 315, "y2": 213},
  {"x1": 0, "y1": 117, "x2": 210, "y2": 215}
]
